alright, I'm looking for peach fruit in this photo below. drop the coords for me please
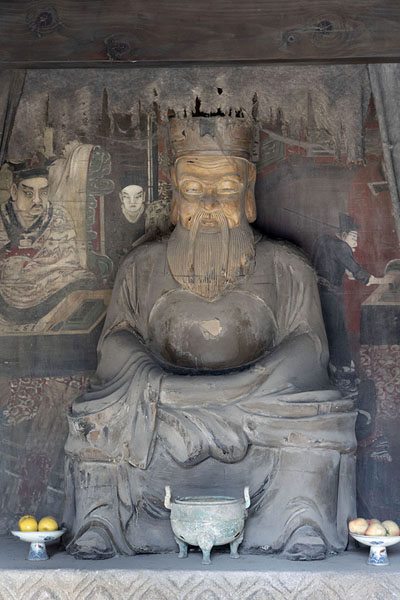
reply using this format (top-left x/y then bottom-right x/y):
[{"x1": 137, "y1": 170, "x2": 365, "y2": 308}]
[
  {"x1": 349, "y1": 518, "x2": 369, "y2": 535},
  {"x1": 382, "y1": 520, "x2": 400, "y2": 537}
]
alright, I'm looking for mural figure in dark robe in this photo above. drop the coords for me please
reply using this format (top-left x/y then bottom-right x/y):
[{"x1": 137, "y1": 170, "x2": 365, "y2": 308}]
[
  {"x1": 0, "y1": 153, "x2": 94, "y2": 331},
  {"x1": 312, "y1": 213, "x2": 385, "y2": 395},
  {"x1": 64, "y1": 117, "x2": 356, "y2": 562}
]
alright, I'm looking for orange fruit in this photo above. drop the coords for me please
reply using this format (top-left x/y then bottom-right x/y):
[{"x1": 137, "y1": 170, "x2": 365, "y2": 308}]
[
  {"x1": 18, "y1": 515, "x2": 35, "y2": 529},
  {"x1": 38, "y1": 516, "x2": 58, "y2": 532},
  {"x1": 19, "y1": 516, "x2": 38, "y2": 532}
]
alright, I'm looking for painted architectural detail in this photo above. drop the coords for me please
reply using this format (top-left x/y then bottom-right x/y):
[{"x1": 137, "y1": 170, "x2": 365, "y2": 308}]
[
  {"x1": 361, "y1": 345, "x2": 400, "y2": 420},
  {"x1": 3, "y1": 375, "x2": 89, "y2": 426}
]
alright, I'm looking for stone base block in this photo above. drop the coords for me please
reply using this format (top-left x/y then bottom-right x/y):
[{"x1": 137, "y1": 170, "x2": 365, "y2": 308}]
[{"x1": 2, "y1": 535, "x2": 400, "y2": 599}]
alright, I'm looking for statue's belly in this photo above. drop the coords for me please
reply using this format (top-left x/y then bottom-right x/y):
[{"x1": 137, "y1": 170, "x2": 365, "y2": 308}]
[{"x1": 147, "y1": 289, "x2": 276, "y2": 370}]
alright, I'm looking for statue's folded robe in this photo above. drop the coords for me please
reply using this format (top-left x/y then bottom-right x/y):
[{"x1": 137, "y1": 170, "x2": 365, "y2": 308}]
[{"x1": 67, "y1": 236, "x2": 355, "y2": 467}]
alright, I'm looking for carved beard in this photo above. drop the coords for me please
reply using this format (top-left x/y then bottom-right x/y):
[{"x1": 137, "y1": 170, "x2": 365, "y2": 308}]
[{"x1": 167, "y1": 209, "x2": 255, "y2": 300}]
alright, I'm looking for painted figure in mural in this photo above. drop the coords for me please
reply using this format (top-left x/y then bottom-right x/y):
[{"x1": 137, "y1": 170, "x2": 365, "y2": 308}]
[
  {"x1": 120, "y1": 184, "x2": 146, "y2": 224},
  {"x1": 0, "y1": 153, "x2": 94, "y2": 328},
  {"x1": 312, "y1": 213, "x2": 385, "y2": 394},
  {"x1": 64, "y1": 117, "x2": 356, "y2": 562},
  {"x1": 105, "y1": 183, "x2": 147, "y2": 265}
]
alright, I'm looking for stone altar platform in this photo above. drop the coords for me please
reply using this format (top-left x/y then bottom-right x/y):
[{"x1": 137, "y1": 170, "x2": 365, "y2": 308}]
[{"x1": 2, "y1": 534, "x2": 400, "y2": 600}]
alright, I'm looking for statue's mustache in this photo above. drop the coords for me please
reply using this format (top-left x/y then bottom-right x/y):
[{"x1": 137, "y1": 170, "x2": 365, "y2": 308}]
[{"x1": 189, "y1": 207, "x2": 227, "y2": 230}]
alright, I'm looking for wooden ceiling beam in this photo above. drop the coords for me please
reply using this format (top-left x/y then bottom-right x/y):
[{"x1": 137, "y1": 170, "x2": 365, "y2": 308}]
[{"x1": 1, "y1": 0, "x2": 400, "y2": 66}]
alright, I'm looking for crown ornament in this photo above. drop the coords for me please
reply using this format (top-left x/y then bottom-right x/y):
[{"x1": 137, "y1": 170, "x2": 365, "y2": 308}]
[{"x1": 168, "y1": 116, "x2": 257, "y2": 161}]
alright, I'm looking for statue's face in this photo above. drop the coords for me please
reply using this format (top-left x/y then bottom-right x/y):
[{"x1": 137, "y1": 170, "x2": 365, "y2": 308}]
[
  {"x1": 11, "y1": 176, "x2": 49, "y2": 221},
  {"x1": 174, "y1": 155, "x2": 251, "y2": 232},
  {"x1": 120, "y1": 185, "x2": 145, "y2": 212}
]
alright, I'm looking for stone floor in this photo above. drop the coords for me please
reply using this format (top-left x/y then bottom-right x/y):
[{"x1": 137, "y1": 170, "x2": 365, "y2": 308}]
[{"x1": 2, "y1": 535, "x2": 400, "y2": 599}]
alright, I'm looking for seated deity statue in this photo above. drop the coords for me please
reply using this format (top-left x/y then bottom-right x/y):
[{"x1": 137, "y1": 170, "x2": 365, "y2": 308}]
[{"x1": 64, "y1": 116, "x2": 356, "y2": 561}]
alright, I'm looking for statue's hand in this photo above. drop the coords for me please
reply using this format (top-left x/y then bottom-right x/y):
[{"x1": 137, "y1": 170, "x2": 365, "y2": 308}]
[{"x1": 159, "y1": 368, "x2": 264, "y2": 408}]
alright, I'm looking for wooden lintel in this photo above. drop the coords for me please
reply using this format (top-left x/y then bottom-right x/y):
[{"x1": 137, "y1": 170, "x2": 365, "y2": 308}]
[{"x1": 1, "y1": 0, "x2": 400, "y2": 67}]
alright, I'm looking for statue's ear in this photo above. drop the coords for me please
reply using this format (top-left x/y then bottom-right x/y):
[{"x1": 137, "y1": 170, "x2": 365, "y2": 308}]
[
  {"x1": 170, "y1": 166, "x2": 179, "y2": 225},
  {"x1": 245, "y1": 163, "x2": 257, "y2": 223},
  {"x1": 10, "y1": 183, "x2": 18, "y2": 202}
]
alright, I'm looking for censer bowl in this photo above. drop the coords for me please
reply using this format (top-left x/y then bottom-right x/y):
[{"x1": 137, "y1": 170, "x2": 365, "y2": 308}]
[{"x1": 164, "y1": 486, "x2": 250, "y2": 564}]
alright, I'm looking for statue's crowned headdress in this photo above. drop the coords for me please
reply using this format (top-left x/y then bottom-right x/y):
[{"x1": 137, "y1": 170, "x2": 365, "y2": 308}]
[{"x1": 168, "y1": 116, "x2": 256, "y2": 161}]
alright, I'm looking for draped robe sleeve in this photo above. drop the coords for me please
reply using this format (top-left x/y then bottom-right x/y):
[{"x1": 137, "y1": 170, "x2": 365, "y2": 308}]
[{"x1": 69, "y1": 241, "x2": 167, "y2": 469}]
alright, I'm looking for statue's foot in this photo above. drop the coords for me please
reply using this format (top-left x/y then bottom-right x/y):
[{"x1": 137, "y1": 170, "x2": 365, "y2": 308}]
[
  {"x1": 282, "y1": 526, "x2": 327, "y2": 561},
  {"x1": 68, "y1": 527, "x2": 116, "y2": 560}
]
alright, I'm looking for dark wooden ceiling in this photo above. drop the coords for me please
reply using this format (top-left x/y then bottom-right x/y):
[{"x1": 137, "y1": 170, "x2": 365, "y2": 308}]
[{"x1": 1, "y1": 0, "x2": 400, "y2": 67}]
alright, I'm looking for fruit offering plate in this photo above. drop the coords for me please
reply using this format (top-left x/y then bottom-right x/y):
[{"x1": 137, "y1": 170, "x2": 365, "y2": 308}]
[
  {"x1": 350, "y1": 533, "x2": 400, "y2": 566},
  {"x1": 11, "y1": 529, "x2": 65, "y2": 560}
]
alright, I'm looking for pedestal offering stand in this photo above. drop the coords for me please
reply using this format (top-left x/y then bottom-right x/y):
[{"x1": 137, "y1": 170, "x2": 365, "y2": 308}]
[
  {"x1": 350, "y1": 533, "x2": 400, "y2": 566},
  {"x1": 11, "y1": 530, "x2": 65, "y2": 560}
]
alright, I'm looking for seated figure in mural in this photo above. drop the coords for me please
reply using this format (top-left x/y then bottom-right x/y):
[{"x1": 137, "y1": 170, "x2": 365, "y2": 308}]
[
  {"x1": 0, "y1": 153, "x2": 94, "y2": 328},
  {"x1": 64, "y1": 117, "x2": 356, "y2": 561}
]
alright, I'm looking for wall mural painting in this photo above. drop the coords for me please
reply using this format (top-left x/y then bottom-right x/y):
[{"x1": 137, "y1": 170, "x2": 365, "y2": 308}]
[
  {"x1": 0, "y1": 123, "x2": 168, "y2": 529},
  {"x1": 0, "y1": 121, "x2": 169, "y2": 378},
  {"x1": 0, "y1": 144, "x2": 113, "y2": 376},
  {"x1": 254, "y1": 102, "x2": 400, "y2": 520},
  {"x1": 0, "y1": 74, "x2": 176, "y2": 531}
]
